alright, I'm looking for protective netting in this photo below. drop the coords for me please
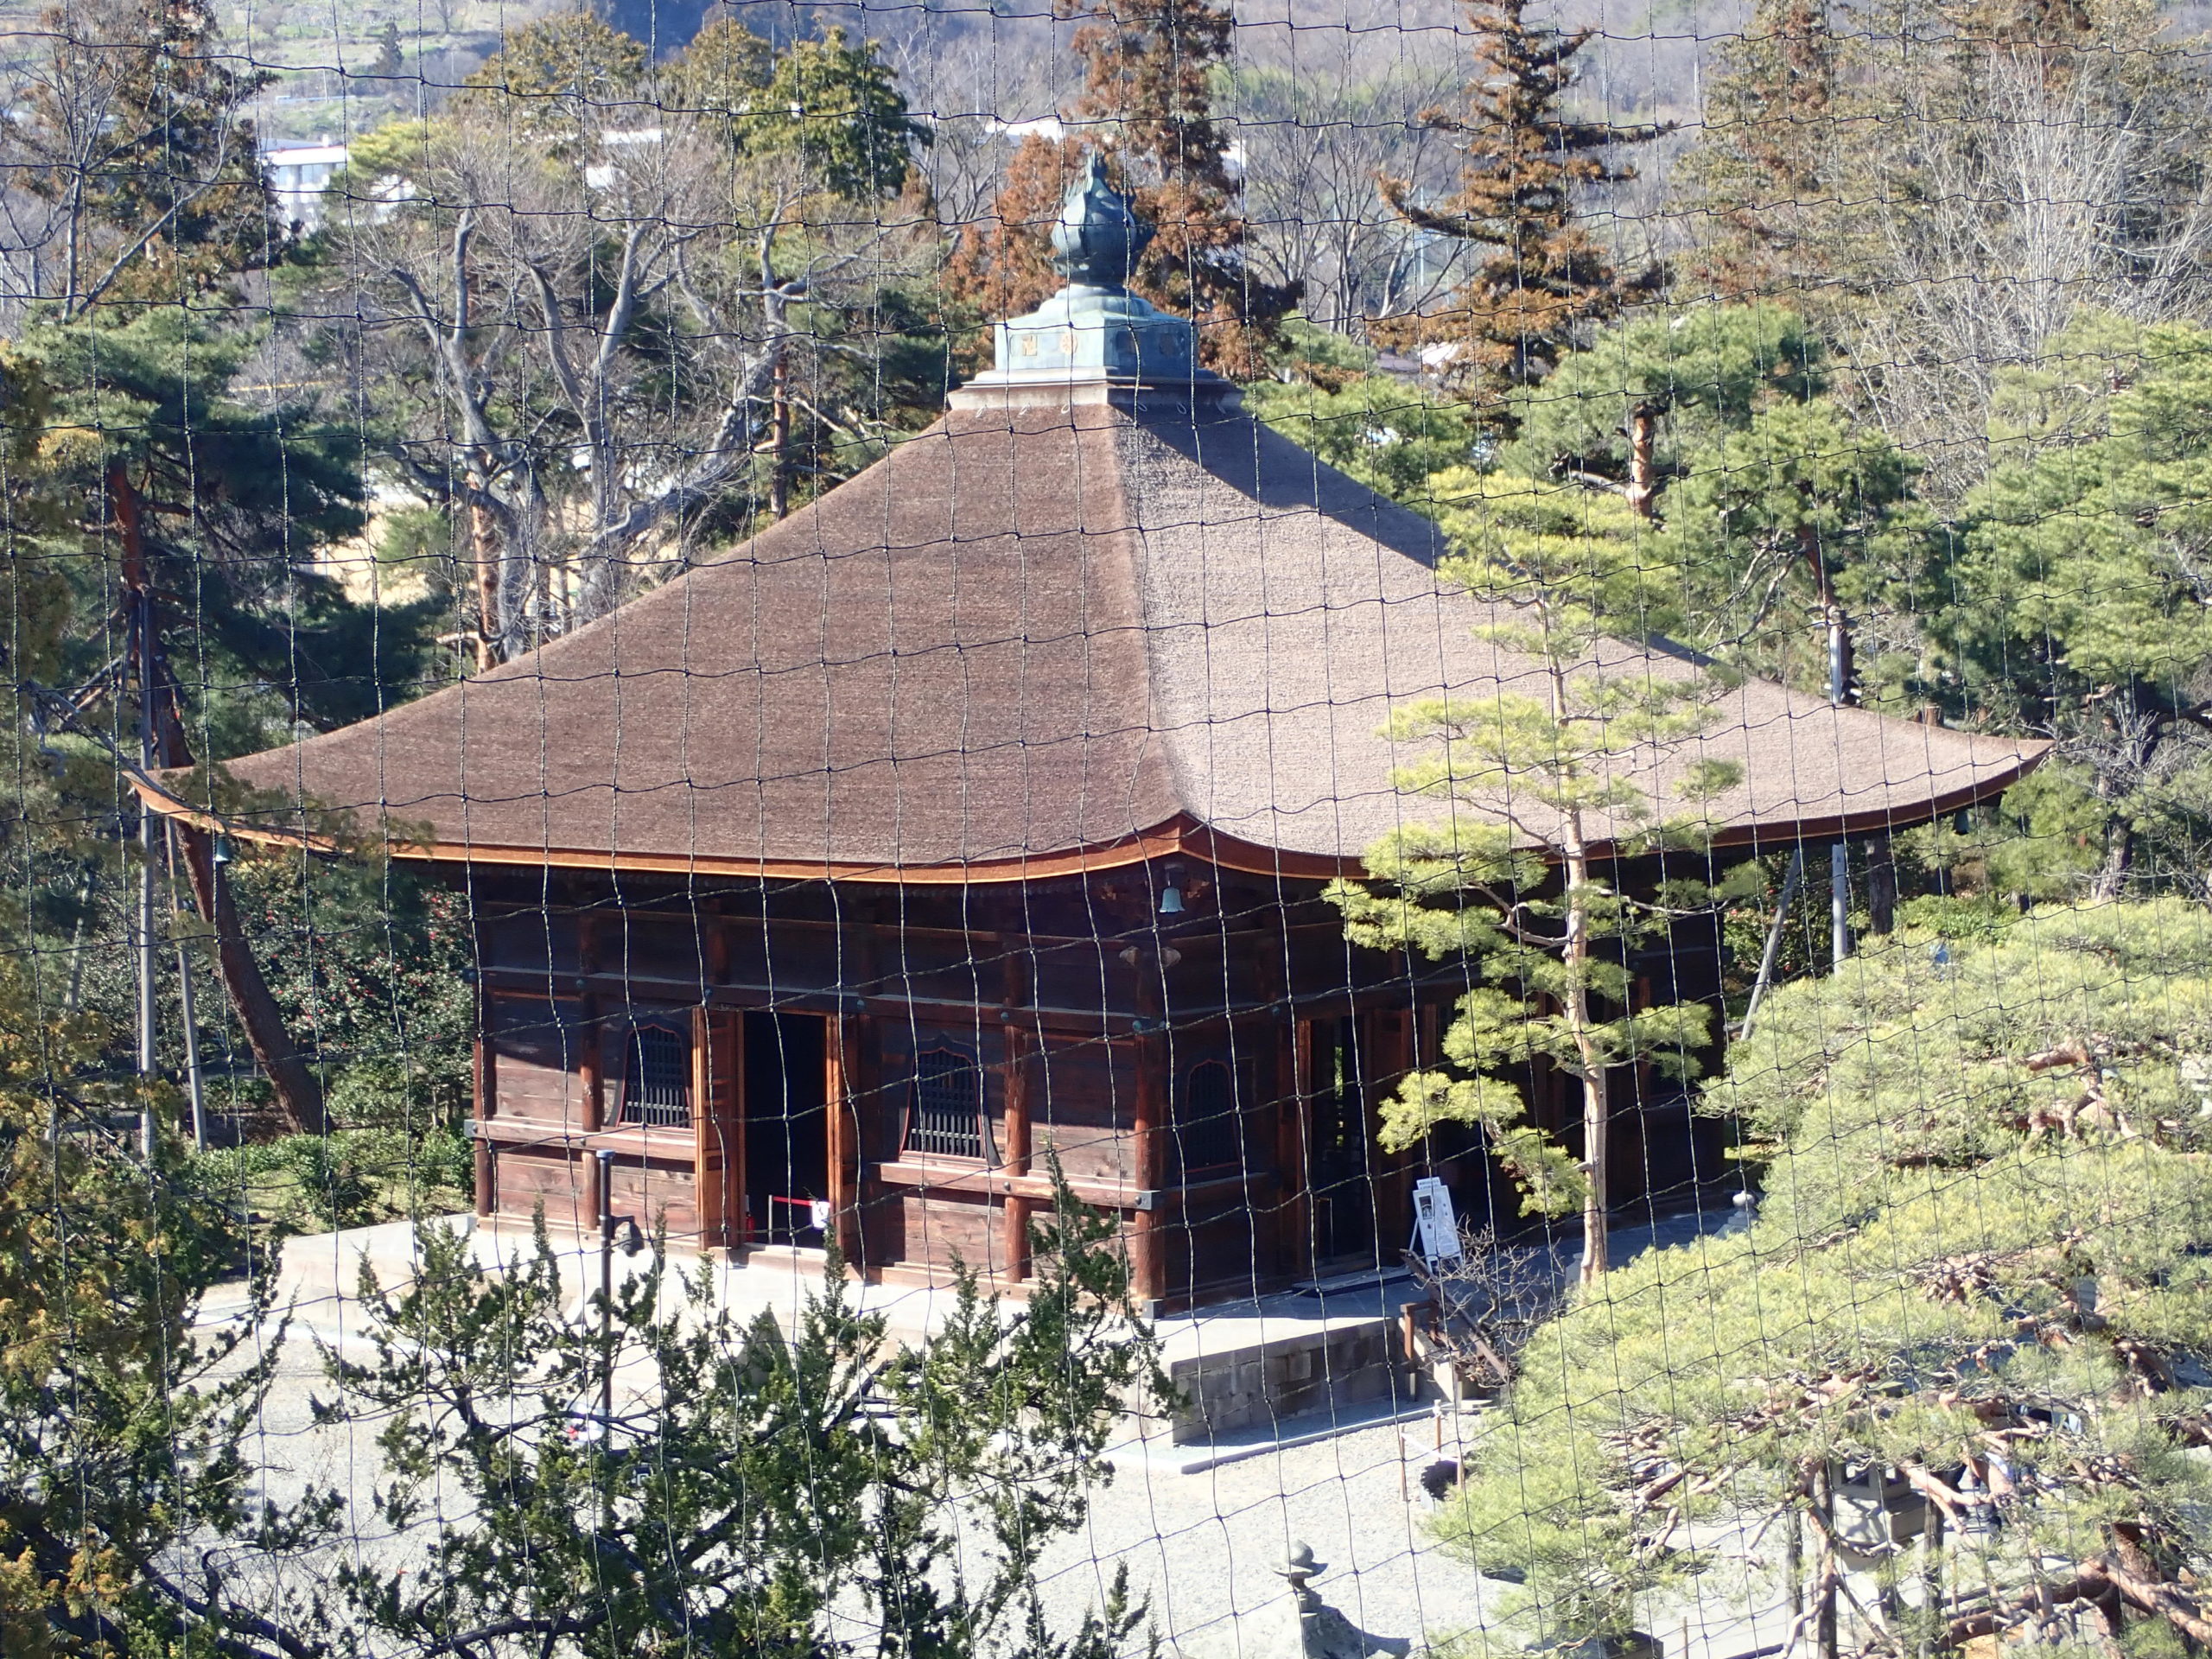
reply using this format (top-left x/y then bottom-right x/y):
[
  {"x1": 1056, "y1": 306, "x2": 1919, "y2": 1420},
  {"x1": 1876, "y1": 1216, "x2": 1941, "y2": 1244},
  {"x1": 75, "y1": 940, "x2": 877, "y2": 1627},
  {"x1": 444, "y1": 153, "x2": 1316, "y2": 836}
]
[{"x1": 1, "y1": 0, "x2": 2207, "y2": 1654}]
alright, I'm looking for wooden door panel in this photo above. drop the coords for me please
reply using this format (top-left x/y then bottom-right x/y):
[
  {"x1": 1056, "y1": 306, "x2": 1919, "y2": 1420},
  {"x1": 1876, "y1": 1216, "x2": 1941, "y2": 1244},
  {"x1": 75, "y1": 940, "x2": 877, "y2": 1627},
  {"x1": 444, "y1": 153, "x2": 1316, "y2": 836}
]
[{"x1": 693, "y1": 1008, "x2": 741, "y2": 1249}]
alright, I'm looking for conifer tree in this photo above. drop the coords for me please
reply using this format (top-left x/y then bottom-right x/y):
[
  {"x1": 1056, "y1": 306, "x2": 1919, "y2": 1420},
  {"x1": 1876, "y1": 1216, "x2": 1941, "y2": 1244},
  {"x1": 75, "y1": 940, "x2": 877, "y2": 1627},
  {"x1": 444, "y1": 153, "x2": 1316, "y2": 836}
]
[
  {"x1": 944, "y1": 0, "x2": 1296, "y2": 375},
  {"x1": 10, "y1": 0, "x2": 277, "y2": 313},
  {"x1": 1373, "y1": 0, "x2": 1670, "y2": 402},
  {"x1": 1330, "y1": 476, "x2": 1737, "y2": 1280},
  {"x1": 1679, "y1": 0, "x2": 1839, "y2": 299},
  {"x1": 1938, "y1": 315, "x2": 2212, "y2": 899},
  {"x1": 325, "y1": 1180, "x2": 1166, "y2": 1659},
  {"x1": 1440, "y1": 903, "x2": 2212, "y2": 1657}
]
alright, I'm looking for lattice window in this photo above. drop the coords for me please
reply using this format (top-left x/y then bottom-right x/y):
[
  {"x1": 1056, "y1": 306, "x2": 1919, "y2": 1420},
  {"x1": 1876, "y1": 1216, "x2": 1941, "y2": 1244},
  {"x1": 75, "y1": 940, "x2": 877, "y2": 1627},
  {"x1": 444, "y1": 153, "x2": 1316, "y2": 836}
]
[
  {"x1": 903, "y1": 1046, "x2": 984, "y2": 1160},
  {"x1": 1177, "y1": 1059, "x2": 1242, "y2": 1174},
  {"x1": 620, "y1": 1023, "x2": 690, "y2": 1128}
]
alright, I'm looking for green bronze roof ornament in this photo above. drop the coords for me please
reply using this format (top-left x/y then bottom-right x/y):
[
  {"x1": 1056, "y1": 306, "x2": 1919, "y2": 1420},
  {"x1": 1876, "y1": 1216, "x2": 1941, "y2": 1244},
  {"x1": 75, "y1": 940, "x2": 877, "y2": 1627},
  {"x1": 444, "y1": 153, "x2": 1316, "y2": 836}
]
[
  {"x1": 949, "y1": 148, "x2": 1235, "y2": 405},
  {"x1": 1051, "y1": 152, "x2": 1154, "y2": 292}
]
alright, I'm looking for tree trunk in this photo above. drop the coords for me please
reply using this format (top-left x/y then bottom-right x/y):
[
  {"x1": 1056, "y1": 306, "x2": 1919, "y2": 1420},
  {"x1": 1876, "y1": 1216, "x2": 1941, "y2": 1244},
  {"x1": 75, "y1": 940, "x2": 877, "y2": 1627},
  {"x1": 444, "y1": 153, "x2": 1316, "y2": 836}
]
[
  {"x1": 112, "y1": 467, "x2": 332, "y2": 1137},
  {"x1": 770, "y1": 353, "x2": 791, "y2": 522},
  {"x1": 1624, "y1": 401, "x2": 1659, "y2": 518},
  {"x1": 2093, "y1": 817, "x2": 2133, "y2": 900},
  {"x1": 470, "y1": 498, "x2": 502, "y2": 672},
  {"x1": 175, "y1": 828, "x2": 330, "y2": 1135},
  {"x1": 1866, "y1": 832, "x2": 1897, "y2": 934},
  {"x1": 1740, "y1": 848, "x2": 1804, "y2": 1040},
  {"x1": 1814, "y1": 1467, "x2": 1840, "y2": 1659},
  {"x1": 1564, "y1": 834, "x2": 1609, "y2": 1282}
]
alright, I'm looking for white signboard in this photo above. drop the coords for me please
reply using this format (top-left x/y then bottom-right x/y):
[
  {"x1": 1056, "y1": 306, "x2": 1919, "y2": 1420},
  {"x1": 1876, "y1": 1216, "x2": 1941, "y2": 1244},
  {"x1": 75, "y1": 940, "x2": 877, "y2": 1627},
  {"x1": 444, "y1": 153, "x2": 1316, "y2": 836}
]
[{"x1": 1409, "y1": 1176, "x2": 1463, "y2": 1268}]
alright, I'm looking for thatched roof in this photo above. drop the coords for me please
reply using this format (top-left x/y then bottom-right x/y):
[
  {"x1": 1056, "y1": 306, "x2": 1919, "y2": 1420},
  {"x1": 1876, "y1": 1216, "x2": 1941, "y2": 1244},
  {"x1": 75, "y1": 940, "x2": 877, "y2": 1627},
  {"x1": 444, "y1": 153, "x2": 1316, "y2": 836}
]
[{"x1": 162, "y1": 383, "x2": 2040, "y2": 884}]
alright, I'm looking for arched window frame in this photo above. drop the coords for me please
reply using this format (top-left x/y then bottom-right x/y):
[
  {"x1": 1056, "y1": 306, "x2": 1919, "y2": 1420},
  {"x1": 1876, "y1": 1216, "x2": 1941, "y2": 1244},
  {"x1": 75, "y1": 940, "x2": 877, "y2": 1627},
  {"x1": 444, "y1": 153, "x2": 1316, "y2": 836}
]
[
  {"x1": 1176, "y1": 1058, "x2": 1243, "y2": 1176},
  {"x1": 902, "y1": 1044, "x2": 989, "y2": 1162},
  {"x1": 618, "y1": 1020, "x2": 692, "y2": 1128}
]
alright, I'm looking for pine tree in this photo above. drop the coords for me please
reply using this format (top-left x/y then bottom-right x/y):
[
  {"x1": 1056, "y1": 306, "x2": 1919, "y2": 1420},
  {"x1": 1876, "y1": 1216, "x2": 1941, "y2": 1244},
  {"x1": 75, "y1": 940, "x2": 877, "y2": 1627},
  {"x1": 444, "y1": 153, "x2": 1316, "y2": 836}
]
[
  {"x1": 324, "y1": 1179, "x2": 1166, "y2": 1659},
  {"x1": 1373, "y1": 0, "x2": 1670, "y2": 402},
  {"x1": 1678, "y1": 0, "x2": 1839, "y2": 299},
  {"x1": 1330, "y1": 475, "x2": 1736, "y2": 1280},
  {"x1": 1937, "y1": 315, "x2": 2212, "y2": 899},
  {"x1": 1439, "y1": 903, "x2": 2212, "y2": 1657},
  {"x1": 944, "y1": 0, "x2": 1296, "y2": 375}
]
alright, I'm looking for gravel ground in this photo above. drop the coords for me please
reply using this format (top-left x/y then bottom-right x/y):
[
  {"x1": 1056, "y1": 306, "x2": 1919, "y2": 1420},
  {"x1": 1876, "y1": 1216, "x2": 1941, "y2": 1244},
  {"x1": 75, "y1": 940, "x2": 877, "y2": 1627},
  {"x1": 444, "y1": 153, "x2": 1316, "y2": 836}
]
[
  {"x1": 210, "y1": 1199, "x2": 1775, "y2": 1659},
  {"x1": 221, "y1": 1300, "x2": 1497, "y2": 1656}
]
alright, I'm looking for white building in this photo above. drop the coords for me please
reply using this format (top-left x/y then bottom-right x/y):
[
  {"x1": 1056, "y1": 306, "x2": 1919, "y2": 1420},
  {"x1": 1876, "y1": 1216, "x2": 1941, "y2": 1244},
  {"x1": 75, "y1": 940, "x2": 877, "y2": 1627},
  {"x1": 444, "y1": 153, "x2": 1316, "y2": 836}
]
[{"x1": 263, "y1": 142, "x2": 349, "y2": 231}]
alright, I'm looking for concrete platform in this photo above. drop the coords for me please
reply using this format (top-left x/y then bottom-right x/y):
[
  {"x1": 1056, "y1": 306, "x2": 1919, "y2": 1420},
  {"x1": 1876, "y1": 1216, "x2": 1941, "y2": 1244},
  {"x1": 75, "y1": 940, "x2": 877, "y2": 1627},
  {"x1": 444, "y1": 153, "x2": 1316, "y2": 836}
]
[
  {"x1": 266, "y1": 1212, "x2": 1433, "y2": 1455},
  {"x1": 262, "y1": 1198, "x2": 1742, "y2": 1459}
]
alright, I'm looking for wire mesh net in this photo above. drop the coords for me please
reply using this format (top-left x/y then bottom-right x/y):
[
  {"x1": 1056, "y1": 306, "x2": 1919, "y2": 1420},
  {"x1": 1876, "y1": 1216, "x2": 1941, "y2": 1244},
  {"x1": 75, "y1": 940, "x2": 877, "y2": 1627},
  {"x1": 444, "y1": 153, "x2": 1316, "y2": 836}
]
[{"x1": 0, "y1": 0, "x2": 2205, "y2": 1653}]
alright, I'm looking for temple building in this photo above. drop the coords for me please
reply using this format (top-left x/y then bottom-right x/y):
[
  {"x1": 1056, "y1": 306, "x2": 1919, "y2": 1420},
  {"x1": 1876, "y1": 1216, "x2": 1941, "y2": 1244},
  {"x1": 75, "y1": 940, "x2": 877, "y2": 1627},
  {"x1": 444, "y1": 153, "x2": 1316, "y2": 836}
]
[{"x1": 157, "y1": 163, "x2": 2043, "y2": 1312}]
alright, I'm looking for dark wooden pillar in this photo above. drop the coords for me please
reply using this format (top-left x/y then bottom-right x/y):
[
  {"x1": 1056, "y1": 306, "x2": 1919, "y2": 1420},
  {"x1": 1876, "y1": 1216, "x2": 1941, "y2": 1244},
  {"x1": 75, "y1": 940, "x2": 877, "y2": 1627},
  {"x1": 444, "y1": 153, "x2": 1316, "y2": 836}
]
[
  {"x1": 999, "y1": 938, "x2": 1033, "y2": 1284},
  {"x1": 1371, "y1": 1007, "x2": 1414, "y2": 1254},
  {"x1": 472, "y1": 1021, "x2": 495, "y2": 1217},
  {"x1": 580, "y1": 917, "x2": 605, "y2": 1229},
  {"x1": 1281, "y1": 1015, "x2": 1313, "y2": 1280},
  {"x1": 1000, "y1": 1030, "x2": 1031, "y2": 1282},
  {"x1": 1131, "y1": 1024, "x2": 1166, "y2": 1309},
  {"x1": 837, "y1": 897, "x2": 881, "y2": 1272},
  {"x1": 694, "y1": 1007, "x2": 741, "y2": 1249},
  {"x1": 826, "y1": 1013, "x2": 862, "y2": 1262}
]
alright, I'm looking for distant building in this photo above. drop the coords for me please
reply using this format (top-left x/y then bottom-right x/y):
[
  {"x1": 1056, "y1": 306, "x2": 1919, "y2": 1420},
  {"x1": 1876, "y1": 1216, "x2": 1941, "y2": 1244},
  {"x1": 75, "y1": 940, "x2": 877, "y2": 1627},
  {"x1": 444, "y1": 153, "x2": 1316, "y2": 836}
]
[{"x1": 263, "y1": 141, "x2": 348, "y2": 232}]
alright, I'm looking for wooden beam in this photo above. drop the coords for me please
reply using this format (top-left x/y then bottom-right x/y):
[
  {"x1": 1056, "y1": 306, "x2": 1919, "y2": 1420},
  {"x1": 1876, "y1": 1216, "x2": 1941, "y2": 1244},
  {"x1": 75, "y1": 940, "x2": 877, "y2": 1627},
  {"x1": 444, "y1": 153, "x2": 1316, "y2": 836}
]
[
  {"x1": 872, "y1": 1159, "x2": 1261, "y2": 1210},
  {"x1": 472, "y1": 1027, "x2": 495, "y2": 1217},
  {"x1": 1000, "y1": 1022, "x2": 1031, "y2": 1281},
  {"x1": 826, "y1": 1013, "x2": 861, "y2": 1261},
  {"x1": 1282, "y1": 1016, "x2": 1313, "y2": 1281}
]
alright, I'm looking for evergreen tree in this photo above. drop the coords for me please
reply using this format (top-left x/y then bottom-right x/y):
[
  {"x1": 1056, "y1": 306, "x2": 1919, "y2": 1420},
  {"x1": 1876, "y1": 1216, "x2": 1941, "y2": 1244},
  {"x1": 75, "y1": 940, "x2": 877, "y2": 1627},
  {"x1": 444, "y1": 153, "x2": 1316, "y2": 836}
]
[
  {"x1": 460, "y1": 8, "x2": 647, "y2": 117},
  {"x1": 21, "y1": 309, "x2": 448, "y2": 1135},
  {"x1": 1678, "y1": 0, "x2": 1839, "y2": 299},
  {"x1": 1243, "y1": 321, "x2": 1482, "y2": 504},
  {"x1": 1372, "y1": 0, "x2": 1670, "y2": 403},
  {"x1": 1932, "y1": 315, "x2": 2212, "y2": 899},
  {"x1": 324, "y1": 1180, "x2": 1166, "y2": 1659},
  {"x1": 9, "y1": 0, "x2": 278, "y2": 313},
  {"x1": 0, "y1": 1004, "x2": 321, "y2": 1658},
  {"x1": 1504, "y1": 304, "x2": 1828, "y2": 518},
  {"x1": 1681, "y1": 0, "x2": 2212, "y2": 505},
  {"x1": 1478, "y1": 308, "x2": 1925, "y2": 701},
  {"x1": 1440, "y1": 903, "x2": 2212, "y2": 1657},
  {"x1": 747, "y1": 28, "x2": 927, "y2": 200},
  {"x1": 944, "y1": 0, "x2": 1296, "y2": 375},
  {"x1": 1329, "y1": 474, "x2": 1736, "y2": 1279},
  {"x1": 0, "y1": 370, "x2": 322, "y2": 1643}
]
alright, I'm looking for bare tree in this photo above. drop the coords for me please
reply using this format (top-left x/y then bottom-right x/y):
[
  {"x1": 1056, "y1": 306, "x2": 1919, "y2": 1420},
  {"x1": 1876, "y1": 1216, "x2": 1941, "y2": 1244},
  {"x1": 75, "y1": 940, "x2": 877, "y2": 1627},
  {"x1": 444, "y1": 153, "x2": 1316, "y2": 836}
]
[
  {"x1": 1226, "y1": 54, "x2": 1474, "y2": 332},
  {"x1": 1410, "y1": 1224, "x2": 1569, "y2": 1387},
  {"x1": 0, "y1": 0, "x2": 276, "y2": 325},
  {"x1": 1852, "y1": 44, "x2": 2212, "y2": 497},
  {"x1": 325, "y1": 106, "x2": 926, "y2": 663}
]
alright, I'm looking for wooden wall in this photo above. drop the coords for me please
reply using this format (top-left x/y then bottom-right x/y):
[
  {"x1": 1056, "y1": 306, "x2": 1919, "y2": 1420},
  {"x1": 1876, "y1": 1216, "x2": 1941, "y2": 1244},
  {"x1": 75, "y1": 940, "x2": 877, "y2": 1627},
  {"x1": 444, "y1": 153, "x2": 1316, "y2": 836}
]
[{"x1": 463, "y1": 861, "x2": 1473, "y2": 1309}]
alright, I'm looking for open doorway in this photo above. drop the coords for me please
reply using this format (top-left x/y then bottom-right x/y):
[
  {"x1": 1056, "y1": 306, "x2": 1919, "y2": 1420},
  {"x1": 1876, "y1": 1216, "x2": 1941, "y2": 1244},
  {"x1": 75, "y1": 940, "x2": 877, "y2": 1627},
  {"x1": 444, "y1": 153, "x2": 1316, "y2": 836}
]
[
  {"x1": 1305, "y1": 1014, "x2": 1378, "y2": 1270},
  {"x1": 743, "y1": 1012, "x2": 829, "y2": 1247}
]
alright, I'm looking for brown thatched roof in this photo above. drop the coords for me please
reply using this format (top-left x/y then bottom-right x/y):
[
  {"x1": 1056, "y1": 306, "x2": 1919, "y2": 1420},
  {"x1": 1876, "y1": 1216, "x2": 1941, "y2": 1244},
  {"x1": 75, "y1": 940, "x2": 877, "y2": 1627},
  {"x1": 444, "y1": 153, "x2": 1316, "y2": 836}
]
[{"x1": 160, "y1": 389, "x2": 2043, "y2": 882}]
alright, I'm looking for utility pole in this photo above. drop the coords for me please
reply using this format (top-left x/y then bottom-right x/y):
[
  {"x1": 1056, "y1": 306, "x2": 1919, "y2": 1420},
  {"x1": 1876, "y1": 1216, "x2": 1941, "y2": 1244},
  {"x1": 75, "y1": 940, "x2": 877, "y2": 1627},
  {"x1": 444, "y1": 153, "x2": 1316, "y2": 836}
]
[
  {"x1": 1802, "y1": 518, "x2": 1854, "y2": 969},
  {"x1": 117, "y1": 467, "x2": 158, "y2": 1159}
]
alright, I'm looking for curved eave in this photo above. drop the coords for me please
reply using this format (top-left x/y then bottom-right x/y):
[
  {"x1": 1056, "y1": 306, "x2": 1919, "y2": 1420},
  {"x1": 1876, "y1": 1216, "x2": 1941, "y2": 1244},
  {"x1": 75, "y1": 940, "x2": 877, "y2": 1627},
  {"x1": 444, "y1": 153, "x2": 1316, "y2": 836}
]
[{"x1": 134, "y1": 741, "x2": 2044, "y2": 887}]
